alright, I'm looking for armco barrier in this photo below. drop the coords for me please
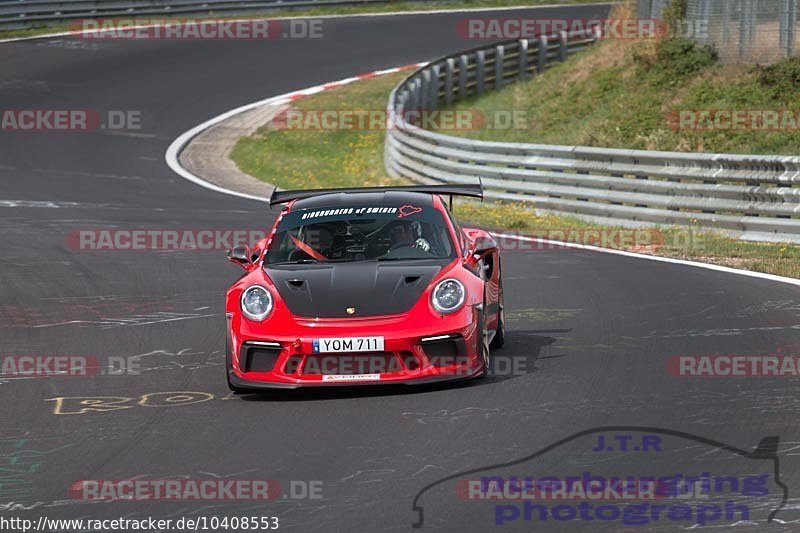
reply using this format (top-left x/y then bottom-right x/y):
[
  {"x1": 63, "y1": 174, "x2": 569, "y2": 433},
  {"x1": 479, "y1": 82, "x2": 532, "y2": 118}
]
[
  {"x1": 0, "y1": 0, "x2": 419, "y2": 30},
  {"x1": 384, "y1": 30, "x2": 800, "y2": 243}
]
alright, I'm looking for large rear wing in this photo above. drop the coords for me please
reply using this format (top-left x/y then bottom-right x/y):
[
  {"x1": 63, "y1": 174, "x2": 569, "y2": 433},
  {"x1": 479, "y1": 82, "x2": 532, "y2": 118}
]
[{"x1": 269, "y1": 184, "x2": 483, "y2": 206}]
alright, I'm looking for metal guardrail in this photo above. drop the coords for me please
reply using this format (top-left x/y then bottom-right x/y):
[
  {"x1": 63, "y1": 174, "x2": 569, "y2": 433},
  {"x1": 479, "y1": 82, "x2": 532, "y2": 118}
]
[
  {"x1": 384, "y1": 31, "x2": 800, "y2": 243},
  {"x1": 0, "y1": 0, "x2": 408, "y2": 30}
]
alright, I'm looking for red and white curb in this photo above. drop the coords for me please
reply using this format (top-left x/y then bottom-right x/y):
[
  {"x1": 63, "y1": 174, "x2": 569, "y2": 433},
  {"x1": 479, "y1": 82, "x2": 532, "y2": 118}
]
[
  {"x1": 270, "y1": 64, "x2": 425, "y2": 106},
  {"x1": 165, "y1": 63, "x2": 800, "y2": 289},
  {"x1": 164, "y1": 62, "x2": 426, "y2": 203}
]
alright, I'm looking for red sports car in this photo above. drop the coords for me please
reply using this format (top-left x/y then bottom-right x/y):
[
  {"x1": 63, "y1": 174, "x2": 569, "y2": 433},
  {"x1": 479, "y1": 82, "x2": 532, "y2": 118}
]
[{"x1": 224, "y1": 185, "x2": 504, "y2": 391}]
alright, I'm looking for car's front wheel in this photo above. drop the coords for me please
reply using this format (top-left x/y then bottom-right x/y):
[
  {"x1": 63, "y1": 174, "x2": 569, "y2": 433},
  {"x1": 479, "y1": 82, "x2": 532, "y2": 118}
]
[
  {"x1": 490, "y1": 271, "x2": 505, "y2": 349},
  {"x1": 490, "y1": 294, "x2": 505, "y2": 349},
  {"x1": 479, "y1": 294, "x2": 491, "y2": 376}
]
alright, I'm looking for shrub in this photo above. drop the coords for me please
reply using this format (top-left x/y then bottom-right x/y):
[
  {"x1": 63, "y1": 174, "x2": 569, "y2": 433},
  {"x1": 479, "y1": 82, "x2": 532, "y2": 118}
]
[
  {"x1": 635, "y1": 38, "x2": 717, "y2": 86},
  {"x1": 756, "y1": 57, "x2": 800, "y2": 99}
]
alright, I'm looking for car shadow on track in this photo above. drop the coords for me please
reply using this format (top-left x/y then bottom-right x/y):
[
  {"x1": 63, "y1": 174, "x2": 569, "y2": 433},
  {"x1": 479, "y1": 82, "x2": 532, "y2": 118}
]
[
  {"x1": 480, "y1": 329, "x2": 567, "y2": 385},
  {"x1": 235, "y1": 329, "x2": 570, "y2": 402}
]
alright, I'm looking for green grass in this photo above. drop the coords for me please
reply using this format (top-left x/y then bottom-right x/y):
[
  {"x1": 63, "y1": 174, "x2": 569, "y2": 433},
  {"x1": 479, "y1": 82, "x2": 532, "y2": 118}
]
[
  {"x1": 230, "y1": 41, "x2": 800, "y2": 279},
  {"x1": 0, "y1": 0, "x2": 597, "y2": 39},
  {"x1": 232, "y1": 72, "x2": 408, "y2": 190},
  {"x1": 436, "y1": 36, "x2": 800, "y2": 154}
]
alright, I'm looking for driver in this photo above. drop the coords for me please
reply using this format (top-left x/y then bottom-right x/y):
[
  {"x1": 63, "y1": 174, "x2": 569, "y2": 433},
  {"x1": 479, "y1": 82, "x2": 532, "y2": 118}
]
[
  {"x1": 389, "y1": 221, "x2": 431, "y2": 252},
  {"x1": 291, "y1": 225, "x2": 334, "y2": 261}
]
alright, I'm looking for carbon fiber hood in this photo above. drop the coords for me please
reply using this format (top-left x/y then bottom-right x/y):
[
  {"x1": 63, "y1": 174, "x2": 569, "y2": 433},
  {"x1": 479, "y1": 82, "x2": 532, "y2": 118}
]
[{"x1": 265, "y1": 260, "x2": 446, "y2": 318}]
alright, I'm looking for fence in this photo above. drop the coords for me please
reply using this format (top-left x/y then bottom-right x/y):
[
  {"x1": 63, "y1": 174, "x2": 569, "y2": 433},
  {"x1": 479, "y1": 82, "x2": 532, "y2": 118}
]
[
  {"x1": 639, "y1": 0, "x2": 800, "y2": 63},
  {"x1": 384, "y1": 31, "x2": 800, "y2": 243},
  {"x1": 0, "y1": 0, "x2": 427, "y2": 30}
]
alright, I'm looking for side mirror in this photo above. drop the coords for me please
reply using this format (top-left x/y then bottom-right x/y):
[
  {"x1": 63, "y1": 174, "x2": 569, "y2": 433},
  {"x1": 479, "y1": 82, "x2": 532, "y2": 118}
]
[
  {"x1": 472, "y1": 235, "x2": 498, "y2": 259},
  {"x1": 227, "y1": 245, "x2": 252, "y2": 268}
]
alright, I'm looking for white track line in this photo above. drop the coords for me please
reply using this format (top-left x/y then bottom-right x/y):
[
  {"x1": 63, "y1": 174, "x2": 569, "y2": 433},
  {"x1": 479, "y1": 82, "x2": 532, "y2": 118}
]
[
  {"x1": 166, "y1": 93, "x2": 284, "y2": 203},
  {"x1": 0, "y1": 2, "x2": 606, "y2": 44},
  {"x1": 163, "y1": 64, "x2": 800, "y2": 289},
  {"x1": 164, "y1": 62, "x2": 426, "y2": 203},
  {"x1": 493, "y1": 232, "x2": 800, "y2": 287}
]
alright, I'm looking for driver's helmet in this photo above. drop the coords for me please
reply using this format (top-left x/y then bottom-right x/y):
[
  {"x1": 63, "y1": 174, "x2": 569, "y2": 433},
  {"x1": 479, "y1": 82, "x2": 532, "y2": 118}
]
[{"x1": 389, "y1": 221, "x2": 416, "y2": 246}]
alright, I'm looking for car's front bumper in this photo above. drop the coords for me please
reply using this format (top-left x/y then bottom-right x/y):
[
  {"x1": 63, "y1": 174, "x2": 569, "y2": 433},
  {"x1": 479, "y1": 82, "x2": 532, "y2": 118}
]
[
  {"x1": 227, "y1": 309, "x2": 484, "y2": 389},
  {"x1": 227, "y1": 365, "x2": 484, "y2": 390}
]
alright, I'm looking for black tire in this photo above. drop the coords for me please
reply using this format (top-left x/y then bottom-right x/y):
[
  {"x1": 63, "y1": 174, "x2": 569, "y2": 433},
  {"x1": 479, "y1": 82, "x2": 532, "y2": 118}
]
[
  {"x1": 478, "y1": 293, "x2": 491, "y2": 376},
  {"x1": 490, "y1": 313, "x2": 505, "y2": 349},
  {"x1": 490, "y1": 271, "x2": 505, "y2": 349}
]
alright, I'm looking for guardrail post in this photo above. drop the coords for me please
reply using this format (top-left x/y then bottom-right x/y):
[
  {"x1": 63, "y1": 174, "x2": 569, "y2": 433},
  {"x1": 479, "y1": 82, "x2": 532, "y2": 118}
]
[
  {"x1": 494, "y1": 45, "x2": 505, "y2": 89},
  {"x1": 444, "y1": 58, "x2": 455, "y2": 106},
  {"x1": 390, "y1": 96, "x2": 402, "y2": 132},
  {"x1": 592, "y1": 24, "x2": 602, "y2": 42},
  {"x1": 395, "y1": 91, "x2": 406, "y2": 117},
  {"x1": 558, "y1": 30, "x2": 568, "y2": 61},
  {"x1": 405, "y1": 81, "x2": 416, "y2": 114},
  {"x1": 476, "y1": 50, "x2": 485, "y2": 94},
  {"x1": 537, "y1": 36, "x2": 548, "y2": 73},
  {"x1": 420, "y1": 70, "x2": 431, "y2": 111},
  {"x1": 518, "y1": 39, "x2": 529, "y2": 80},
  {"x1": 429, "y1": 64, "x2": 441, "y2": 110},
  {"x1": 458, "y1": 55, "x2": 468, "y2": 99}
]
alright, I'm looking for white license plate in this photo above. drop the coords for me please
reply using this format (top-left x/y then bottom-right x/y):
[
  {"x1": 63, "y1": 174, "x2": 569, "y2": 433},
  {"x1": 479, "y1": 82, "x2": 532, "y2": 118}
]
[
  {"x1": 312, "y1": 336, "x2": 384, "y2": 353},
  {"x1": 322, "y1": 374, "x2": 381, "y2": 382}
]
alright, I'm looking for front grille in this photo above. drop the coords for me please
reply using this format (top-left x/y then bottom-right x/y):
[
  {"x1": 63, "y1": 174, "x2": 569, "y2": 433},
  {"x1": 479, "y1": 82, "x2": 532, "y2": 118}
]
[
  {"x1": 240, "y1": 343, "x2": 282, "y2": 372},
  {"x1": 422, "y1": 335, "x2": 468, "y2": 367}
]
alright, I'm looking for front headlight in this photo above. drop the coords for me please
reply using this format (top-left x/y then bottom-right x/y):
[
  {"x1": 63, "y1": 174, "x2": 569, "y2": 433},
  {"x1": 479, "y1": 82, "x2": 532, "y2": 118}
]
[
  {"x1": 431, "y1": 278, "x2": 466, "y2": 314},
  {"x1": 240, "y1": 285, "x2": 273, "y2": 321}
]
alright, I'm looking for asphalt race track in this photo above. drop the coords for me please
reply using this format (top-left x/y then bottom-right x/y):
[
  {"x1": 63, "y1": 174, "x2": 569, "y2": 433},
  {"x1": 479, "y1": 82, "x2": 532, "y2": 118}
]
[{"x1": 3, "y1": 3, "x2": 800, "y2": 531}]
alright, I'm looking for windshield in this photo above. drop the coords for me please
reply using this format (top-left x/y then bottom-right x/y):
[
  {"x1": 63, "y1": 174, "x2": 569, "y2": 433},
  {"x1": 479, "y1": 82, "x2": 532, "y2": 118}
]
[{"x1": 265, "y1": 203, "x2": 455, "y2": 264}]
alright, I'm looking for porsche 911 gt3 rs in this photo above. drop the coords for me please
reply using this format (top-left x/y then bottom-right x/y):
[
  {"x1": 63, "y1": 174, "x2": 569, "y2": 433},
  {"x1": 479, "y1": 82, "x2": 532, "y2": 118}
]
[{"x1": 225, "y1": 184, "x2": 504, "y2": 391}]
